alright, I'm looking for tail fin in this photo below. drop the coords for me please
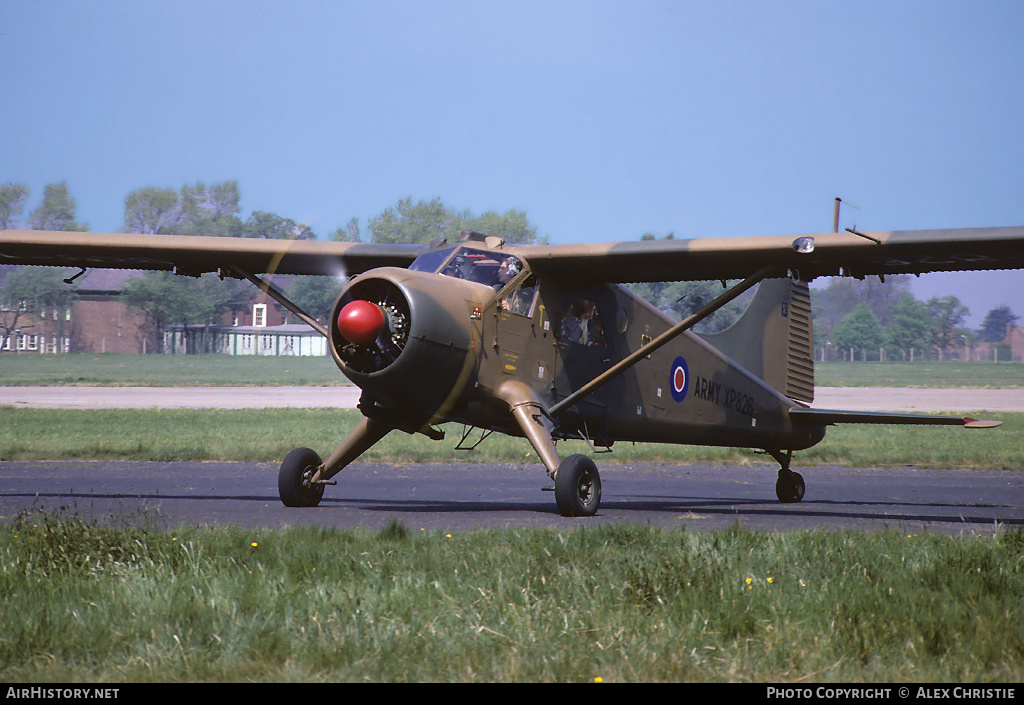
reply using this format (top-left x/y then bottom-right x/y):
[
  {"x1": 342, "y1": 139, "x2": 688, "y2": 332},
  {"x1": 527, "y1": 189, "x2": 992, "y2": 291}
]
[{"x1": 701, "y1": 278, "x2": 815, "y2": 403}]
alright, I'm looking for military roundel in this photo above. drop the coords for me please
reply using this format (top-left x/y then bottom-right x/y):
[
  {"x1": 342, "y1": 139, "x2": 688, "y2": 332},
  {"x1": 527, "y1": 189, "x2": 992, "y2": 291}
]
[{"x1": 669, "y1": 356, "x2": 689, "y2": 403}]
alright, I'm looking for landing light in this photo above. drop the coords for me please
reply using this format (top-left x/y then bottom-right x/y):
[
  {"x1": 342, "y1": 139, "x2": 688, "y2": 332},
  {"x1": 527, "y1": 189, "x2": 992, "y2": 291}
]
[{"x1": 792, "y1": 236, "x2": 815, "y2": 253}]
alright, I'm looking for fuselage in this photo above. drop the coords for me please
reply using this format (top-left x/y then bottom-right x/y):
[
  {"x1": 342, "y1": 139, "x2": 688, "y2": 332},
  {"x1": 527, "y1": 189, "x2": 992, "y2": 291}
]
[{"x1": 328, "y1": 240, "x2": 826, "y2": 453}]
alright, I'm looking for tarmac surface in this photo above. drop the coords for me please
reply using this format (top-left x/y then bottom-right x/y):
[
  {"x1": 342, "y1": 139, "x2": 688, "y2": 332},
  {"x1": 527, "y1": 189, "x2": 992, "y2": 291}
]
[
  {"x1": 1, "y1": 386, "x2": 1020, "y2": 534},
  {"x1": 1, "y1": 460, "x2": 1020, "y2": 536}
]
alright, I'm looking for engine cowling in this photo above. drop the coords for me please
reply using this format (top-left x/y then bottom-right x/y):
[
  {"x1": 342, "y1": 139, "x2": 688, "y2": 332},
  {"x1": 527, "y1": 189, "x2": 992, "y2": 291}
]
[{"x1": 329, "y1": 267, "x2": 484, "y2": 423}]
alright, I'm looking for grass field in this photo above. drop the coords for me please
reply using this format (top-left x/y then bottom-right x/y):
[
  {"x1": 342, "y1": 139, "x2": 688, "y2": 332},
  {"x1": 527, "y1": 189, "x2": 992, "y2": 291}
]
[
  {"x1": 0, "y1": 407, "x2": 1021, "y2": 469},
  {"x1": 2, "y1": 354, "x2": 1022, "y2": 683},
  {"x1": 2, "y1": 353, "x2": 1023, "y2": 387},
  {"x1": 1, "y1": 354, "x2": 1022, "y2": 468},
  {"x1": 0, "y1": 353, "x2": 345, "y2": 387},
  {"x1": 816, "y1": 361, "x2": 1024, "y2": 388},
  {"x1": 1, "y1": 512, "x2": 1021, "y2": 682}
]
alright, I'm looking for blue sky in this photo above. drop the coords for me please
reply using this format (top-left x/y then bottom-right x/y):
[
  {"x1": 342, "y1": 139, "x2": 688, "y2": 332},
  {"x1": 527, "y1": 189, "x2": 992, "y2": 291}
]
[{"x1": 4, "y1": 0, "x2": 1023, "y2": 327}]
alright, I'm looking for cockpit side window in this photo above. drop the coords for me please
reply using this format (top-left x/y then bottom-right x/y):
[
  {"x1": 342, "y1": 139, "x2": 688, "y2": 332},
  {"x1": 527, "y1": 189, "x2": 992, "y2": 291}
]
[
  {"x1": 559, "y1": 296, "x2": 607, "y2": 348},
  {"x1": 501, "y1": 276, "x2": 538, "y2": 317}
]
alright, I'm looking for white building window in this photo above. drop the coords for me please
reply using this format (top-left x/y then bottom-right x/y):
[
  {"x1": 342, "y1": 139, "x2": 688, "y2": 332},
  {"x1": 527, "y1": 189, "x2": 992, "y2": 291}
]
[{"x1": 253, "y1": 304, "x2": 267, "y2": 327}]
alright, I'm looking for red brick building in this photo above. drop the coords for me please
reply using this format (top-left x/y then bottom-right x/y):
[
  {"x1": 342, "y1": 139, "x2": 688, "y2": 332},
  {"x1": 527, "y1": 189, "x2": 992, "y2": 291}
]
[
  {"x1": 68, "y1": 270, "x2": 151, "y2": 353},
  {"x1": 2, "y1": 265, "x2": 317, "y2": 355}
]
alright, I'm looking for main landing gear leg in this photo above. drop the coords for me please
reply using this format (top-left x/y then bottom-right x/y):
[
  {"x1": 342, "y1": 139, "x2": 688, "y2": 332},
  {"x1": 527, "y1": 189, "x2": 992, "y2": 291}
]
[
  {"x1": 278, "y1": 416, "x2": 393, "y2": 507},
  {"x1": 497, "y1": 380, "x2": 601, "y2": 517},
  {"x1": 769, "y1": 449, "x2": 805, "y2": 503}
]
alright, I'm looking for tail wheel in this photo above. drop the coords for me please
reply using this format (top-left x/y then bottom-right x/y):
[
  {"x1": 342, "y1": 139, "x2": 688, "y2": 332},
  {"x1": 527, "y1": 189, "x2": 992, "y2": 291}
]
[
  {"x1": 555, "y1": 454, "x2": 602, "y2": 517},
  {"x1": 279, "y1": 447, "x2": 325, "y2": 507}
]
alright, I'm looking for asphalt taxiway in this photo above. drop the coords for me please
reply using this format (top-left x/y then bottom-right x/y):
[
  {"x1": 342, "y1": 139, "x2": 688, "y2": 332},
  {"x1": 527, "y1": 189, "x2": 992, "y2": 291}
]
[
  {"x1": 1, "y1": 386, "x2": 1020, "y2": 534},
  {"x1": 1, "y1": 460, "x2": 1020, "y2": 535}
]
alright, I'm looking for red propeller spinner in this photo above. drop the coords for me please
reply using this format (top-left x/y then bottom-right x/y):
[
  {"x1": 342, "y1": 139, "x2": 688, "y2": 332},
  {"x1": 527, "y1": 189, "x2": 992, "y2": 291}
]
[{"x1": 336, "y1": 299, "x2": 385, "y2": 345}]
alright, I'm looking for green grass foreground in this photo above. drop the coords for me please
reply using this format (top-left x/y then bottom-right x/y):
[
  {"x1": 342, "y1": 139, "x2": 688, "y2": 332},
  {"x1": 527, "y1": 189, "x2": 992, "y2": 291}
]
[
  {"x1": 1, "y1": 512, "x2": 1021, "y2": 682},
  {"x1": 1, "y1": 407, "x2": 1022, "y2": 469}
]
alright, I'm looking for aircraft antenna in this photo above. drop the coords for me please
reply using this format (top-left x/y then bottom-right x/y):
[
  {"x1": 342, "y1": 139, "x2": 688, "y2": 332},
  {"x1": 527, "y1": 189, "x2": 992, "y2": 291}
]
[{"x1": 833, "y1": 197, "x2": 859, "y2": 233}]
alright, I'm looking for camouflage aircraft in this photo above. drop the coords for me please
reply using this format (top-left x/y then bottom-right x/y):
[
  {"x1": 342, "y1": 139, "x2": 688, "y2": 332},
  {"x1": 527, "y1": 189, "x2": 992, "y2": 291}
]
[{"x1": 2, "y1": 224, "x2": 1022, "y2": 516}]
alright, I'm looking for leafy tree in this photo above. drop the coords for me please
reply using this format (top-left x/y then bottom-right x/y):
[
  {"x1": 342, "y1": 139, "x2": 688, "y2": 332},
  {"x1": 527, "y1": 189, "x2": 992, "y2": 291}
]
[
  {"x1": 30, "y1": 182, "x2": 88, "y2": 231},
  {"x1": 329, "y1": 217, "x2": 362, "y2": 242},
  {"x1": 463, "y1": 208, "x2": 539, "y2": 245},
  {"x1": 366, "y1": 197, "x2": 540, "y2": 245},
  {"x1": 124, "y1": 181, "x2": 245, "y2": 237},
  {"x1": 812, "y1": 274, "x2": 911, "y2": 331},
  {"x1": 625, "y1": 233, "x2": 748, "y2": 333},
  {"x1": 121, "y1": 271, "x2": 221, "y2": 350},
  {"x1": 288, "y1": 276, "x2": 345, "y2": 323},
  {"x1": 884, "y1": 291, "x2": 934, "y2": 354},
  {"x1": 369, "y1": 197, "x2": 464, "y2": 245},
  {"x1": 832, "y1": 302, "x2": 885, "y2": 359},
  {"x1": 812, "y1": 298, "x2": 833, "y2": 349},
  {"x1": 123, "y1": 186, "x2": 182, "y2": 234},
  {"x1": 174, "y1": 181, "x2": 244, "y2": 238},
  {"x1": 243, "y1": 210, "x2": 314, "y2": 240},
  {"x1": 0, "y1": 183, "x2": 30, "y2": 228},
  {"x1": 977, "y1": 305, "x2": 1018, "y2": 342},
  {"x1": 925, "y1": 295, "x2": 969, "y2": 352},
  {"x1": 0, "y1": 266, "x2": 76, "y2": 351}
]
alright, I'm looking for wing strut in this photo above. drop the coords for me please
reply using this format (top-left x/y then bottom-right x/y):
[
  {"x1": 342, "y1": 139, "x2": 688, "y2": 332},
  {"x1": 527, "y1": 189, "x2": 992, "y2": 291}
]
[
  {"x1": 549, "y1": 265, "x2": 778, "y2": 417},
  {"x1": 229, "y1": 266, "x2": 329, "y2": 339}
]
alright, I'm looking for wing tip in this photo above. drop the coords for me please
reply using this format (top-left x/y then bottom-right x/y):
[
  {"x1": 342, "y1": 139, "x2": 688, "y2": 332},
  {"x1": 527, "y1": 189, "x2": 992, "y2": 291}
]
[{"x1": 963, "y1": 417, "x2": 1002, "y2": 429}]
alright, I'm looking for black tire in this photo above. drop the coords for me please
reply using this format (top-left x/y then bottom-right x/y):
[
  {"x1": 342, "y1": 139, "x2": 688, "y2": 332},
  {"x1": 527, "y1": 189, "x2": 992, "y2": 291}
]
[
  {"x1": 279, "y1": 447, "x2": 325, "y2": 507},
  {"x1": 775, "y1": 471, "x2": 805, "y2": 503},
  {"x1": 554, "y1": 454, "x2": 601, "y2": 517}
]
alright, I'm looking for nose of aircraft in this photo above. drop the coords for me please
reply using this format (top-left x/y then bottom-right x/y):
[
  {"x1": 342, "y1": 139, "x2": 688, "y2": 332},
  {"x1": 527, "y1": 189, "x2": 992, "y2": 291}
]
[{"x1": 337, "y1": 299, "x2": 385, "y2": 345}]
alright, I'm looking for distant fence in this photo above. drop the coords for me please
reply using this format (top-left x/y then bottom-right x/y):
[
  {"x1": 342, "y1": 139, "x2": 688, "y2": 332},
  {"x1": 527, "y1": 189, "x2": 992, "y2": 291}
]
[{"x1": 816, "y1": 345, "x2": 1019, "y2": 363}]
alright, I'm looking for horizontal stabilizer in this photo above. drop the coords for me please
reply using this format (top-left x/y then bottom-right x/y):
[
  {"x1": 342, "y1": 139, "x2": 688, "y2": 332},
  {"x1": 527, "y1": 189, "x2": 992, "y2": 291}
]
[{"x1": 789, "y1": 407, "x2": 1002, "y2": 428}]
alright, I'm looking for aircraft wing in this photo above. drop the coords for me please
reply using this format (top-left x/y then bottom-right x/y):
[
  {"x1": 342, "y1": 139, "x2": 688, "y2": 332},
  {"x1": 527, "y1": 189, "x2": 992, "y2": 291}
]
[
  {"x1": 0, "y1": 230, "x2": 426, "y2": 277},
  {"x1": 515, "y1": 226, "x2": 1024, "y2": 283},
  {"x1": 4, "y1": 225, "x2": 1024, "y2": 284}
]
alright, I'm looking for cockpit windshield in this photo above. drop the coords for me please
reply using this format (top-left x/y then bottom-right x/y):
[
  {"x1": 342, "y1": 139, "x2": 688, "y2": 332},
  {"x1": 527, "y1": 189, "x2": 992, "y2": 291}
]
[
  {"x1": 408, "y1": 247, "x2": 457, "y2": 275},
  {"x1": 409, "y1": 246, "x2": 524, "y2": 290}
]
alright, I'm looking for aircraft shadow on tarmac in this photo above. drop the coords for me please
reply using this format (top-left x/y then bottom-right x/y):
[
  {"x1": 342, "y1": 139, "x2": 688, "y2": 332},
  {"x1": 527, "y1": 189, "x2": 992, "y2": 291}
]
[{"x1": 4, "y1": 489, "x2": 1019, "y2": 529}]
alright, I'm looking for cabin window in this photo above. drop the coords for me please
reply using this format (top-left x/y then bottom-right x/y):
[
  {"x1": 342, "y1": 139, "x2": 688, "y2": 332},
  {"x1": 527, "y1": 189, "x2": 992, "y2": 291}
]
[{"x1": 559, "y1": 296, "x2": 607, "y2": 348}]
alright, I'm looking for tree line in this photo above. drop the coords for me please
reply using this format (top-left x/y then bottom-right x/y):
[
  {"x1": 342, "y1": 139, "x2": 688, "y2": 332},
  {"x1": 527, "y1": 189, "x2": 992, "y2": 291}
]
[
  {"x1": 813, "y1": 276, "x2": 1017, "y2": 361},
  {"x1": 621, "y1": 233, "x2": 1018, "y2": 358},
  {"x1": 1, "y1": 180, "x2": 1018, "y2": 358},
  {"x1": 0, "y1": 181, "x2": 541, "y2": 346}
]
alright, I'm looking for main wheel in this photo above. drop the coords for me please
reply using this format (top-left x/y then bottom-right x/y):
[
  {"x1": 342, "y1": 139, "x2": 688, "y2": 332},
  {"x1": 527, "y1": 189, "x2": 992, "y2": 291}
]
[
  {"x1": 775, "y1": 471, "x2": 805, "y2": 503},
  {"x1": 554, "y1": 454, "x2": 601, "y2": 517},
  {"x1": 279, "y1": 447, "x2": 326, "y2": 507}
]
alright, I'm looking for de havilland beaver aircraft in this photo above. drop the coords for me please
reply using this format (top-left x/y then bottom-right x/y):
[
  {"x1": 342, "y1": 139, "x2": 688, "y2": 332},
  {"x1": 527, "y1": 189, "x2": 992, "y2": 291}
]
[{"x1": 2, "y1": 222, "x2": 1023, "y2": 516}]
